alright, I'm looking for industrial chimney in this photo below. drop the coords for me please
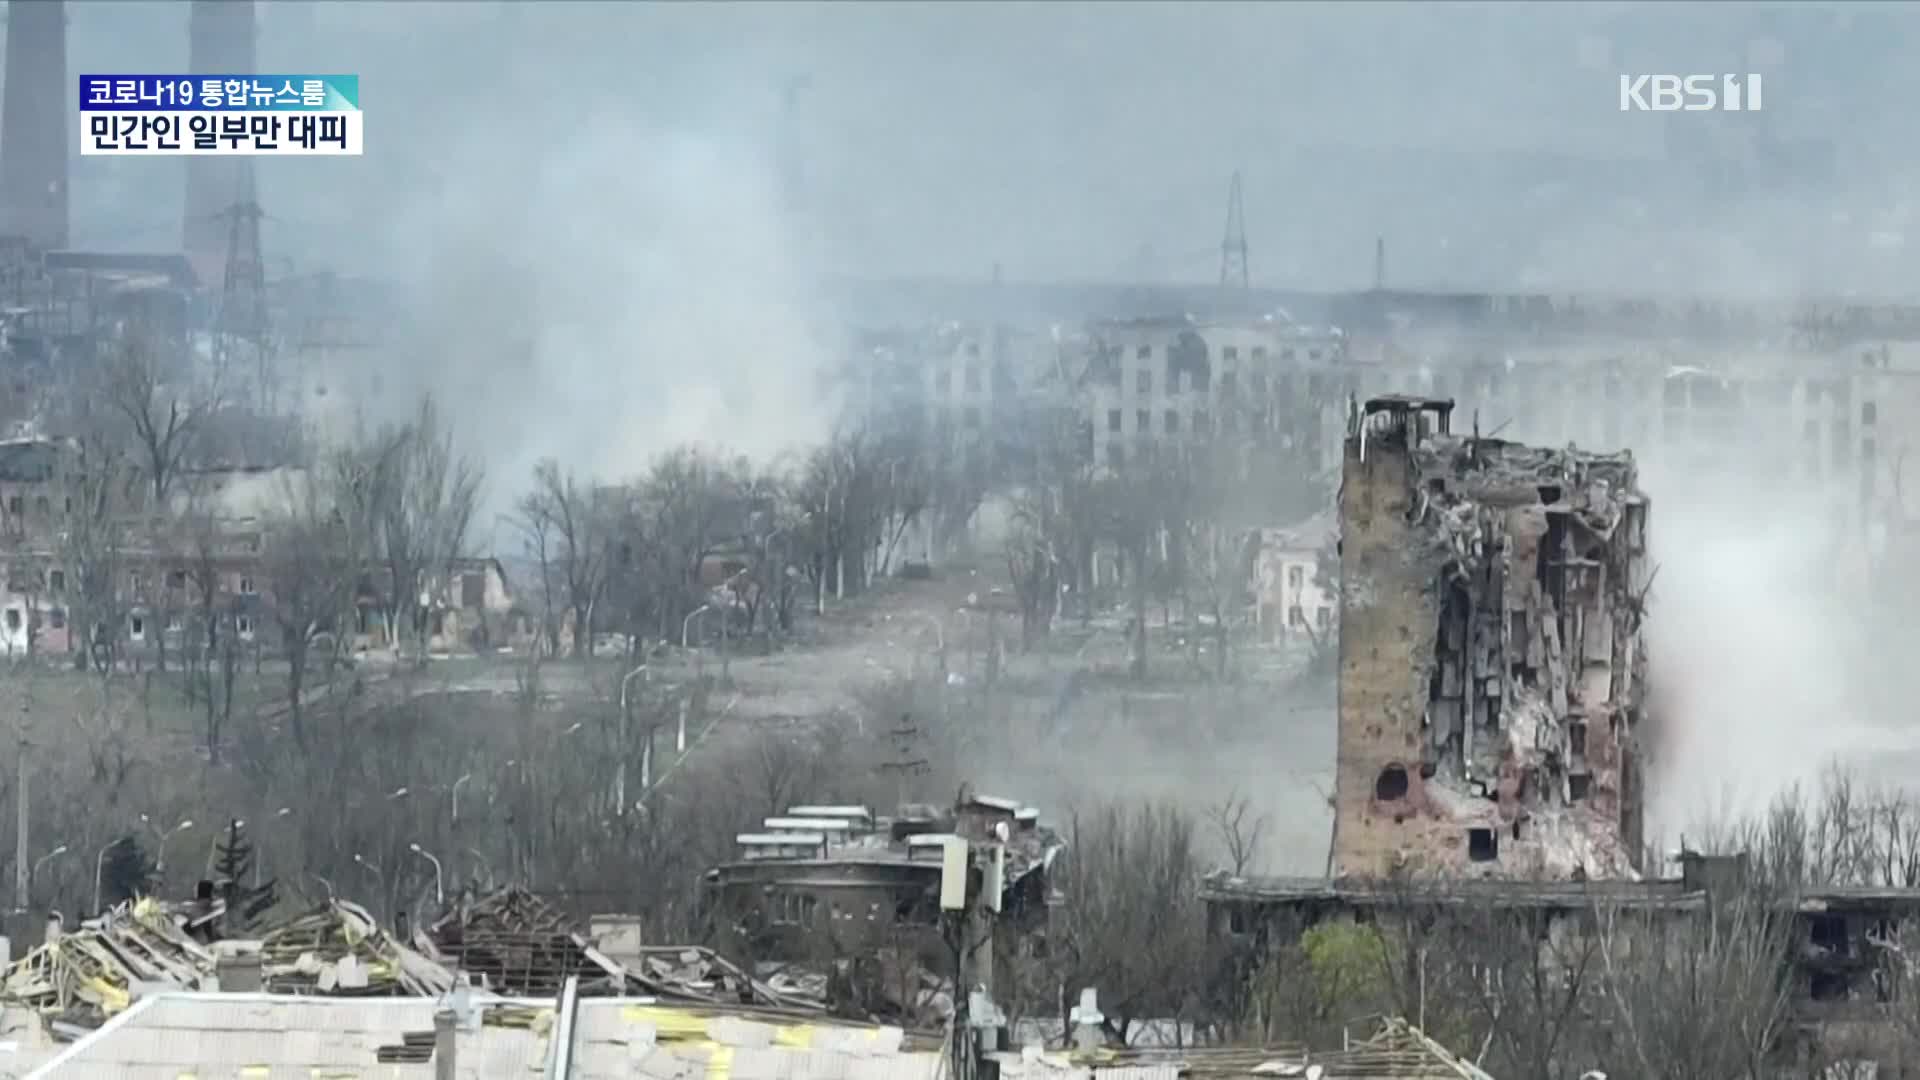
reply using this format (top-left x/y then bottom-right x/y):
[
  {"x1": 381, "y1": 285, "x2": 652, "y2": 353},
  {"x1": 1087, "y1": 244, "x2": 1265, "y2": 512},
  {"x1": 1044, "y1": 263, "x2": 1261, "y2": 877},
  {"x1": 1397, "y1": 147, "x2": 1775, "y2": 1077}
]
[
  {"x1": 184, "y1": 0, "x2": 258, "y2": 283},
  {"x1": 0, "y1": 0, "x2": 70, "y2": 250}
]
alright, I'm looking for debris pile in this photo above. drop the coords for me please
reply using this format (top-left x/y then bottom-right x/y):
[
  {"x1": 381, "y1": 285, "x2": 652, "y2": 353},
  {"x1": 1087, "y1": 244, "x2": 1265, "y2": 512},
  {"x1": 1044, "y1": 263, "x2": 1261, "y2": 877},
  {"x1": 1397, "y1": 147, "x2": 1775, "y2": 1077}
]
[
  {"x1": 634, "y1": 946, "x2": 826, "y2": 1011},
  {"x1": 259, "y1": 899, "x2": 454, "y2": 996},
  {"x1": 422, "y1": 885, "x2": 622, "y2": 996},
  {"x1": 0, "y1": 897, "x2": 452, "y2": 1030}
]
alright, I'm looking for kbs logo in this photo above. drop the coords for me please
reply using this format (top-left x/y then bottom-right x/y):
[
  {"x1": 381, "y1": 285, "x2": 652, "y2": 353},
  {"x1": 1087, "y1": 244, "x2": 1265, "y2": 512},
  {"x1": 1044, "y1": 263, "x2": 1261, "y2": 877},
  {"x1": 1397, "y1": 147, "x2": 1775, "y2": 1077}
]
[{"x1": 1618, "y1": 74, "x2": 1763, "y2": 112}]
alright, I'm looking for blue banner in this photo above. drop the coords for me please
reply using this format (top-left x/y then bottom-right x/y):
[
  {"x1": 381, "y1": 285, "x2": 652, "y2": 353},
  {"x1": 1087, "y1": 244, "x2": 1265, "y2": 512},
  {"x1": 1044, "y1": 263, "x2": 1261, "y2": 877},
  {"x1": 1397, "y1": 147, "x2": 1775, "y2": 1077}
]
[{"x1": 79, "y1": 75, "x2": 359, "y2": 112}]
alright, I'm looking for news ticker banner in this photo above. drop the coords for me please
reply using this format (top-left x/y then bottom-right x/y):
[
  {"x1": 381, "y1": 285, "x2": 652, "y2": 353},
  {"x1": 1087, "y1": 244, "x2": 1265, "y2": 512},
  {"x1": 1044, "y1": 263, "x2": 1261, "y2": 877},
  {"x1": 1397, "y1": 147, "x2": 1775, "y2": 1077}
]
[{"x1": 79, "y1": 74, "x2": 361, "y2": 156}]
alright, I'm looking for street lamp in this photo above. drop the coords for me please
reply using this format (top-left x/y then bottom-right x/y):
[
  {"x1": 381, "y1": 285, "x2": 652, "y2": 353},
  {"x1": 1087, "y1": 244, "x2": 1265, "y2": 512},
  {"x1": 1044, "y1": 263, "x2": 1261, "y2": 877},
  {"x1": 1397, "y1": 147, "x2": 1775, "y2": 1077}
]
[
  {"x1": 92, "y1": 838, "x2": 120, "y2": 914},
  {"x1": 352, "y1": 853, "x2": 383, "y2": 883},
  {"x1": 616, "y1": 665, "x2": 649, "y2": 814},
  {"x1": 451, "y1": 774, "x2": 473, "y2": 825},
  {"x1": 408, "y1": 842, "x2": 444, "y2": 906},
  {"x1": 681, "y1": 605, "x2": 710, "y2": 649},
  {"x1": 143, "y1": 816, "x2": 193, "y2": 875},
  {"x1": 30, "y1": 844, "x2": 66, "y2": 902}
]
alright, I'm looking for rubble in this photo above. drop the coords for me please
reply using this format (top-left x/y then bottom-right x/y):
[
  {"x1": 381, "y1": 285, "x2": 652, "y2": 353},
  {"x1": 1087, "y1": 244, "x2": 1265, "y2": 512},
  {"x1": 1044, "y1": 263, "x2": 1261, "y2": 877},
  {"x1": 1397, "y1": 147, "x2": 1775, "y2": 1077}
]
[
  {"x1": 0, "y1": 896, "x2": 451, "y2": 1029},
  {"x1": 422, "y1": 885, "x2": 624, "y2": 996},
  {"x1": 1334, "y1": 396, "x2": 1652, "y2": 880}
]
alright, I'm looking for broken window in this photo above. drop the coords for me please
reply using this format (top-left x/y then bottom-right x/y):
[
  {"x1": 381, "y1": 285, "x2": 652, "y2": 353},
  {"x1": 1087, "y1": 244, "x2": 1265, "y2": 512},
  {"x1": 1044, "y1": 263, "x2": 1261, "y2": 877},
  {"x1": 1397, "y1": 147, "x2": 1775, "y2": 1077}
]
[
  {"x1": 47, "y1": 608, "x2": 63, "y2": 630},
  {"x1": 1251, "y1": 346, "x2": 1267, "y2": 363},
  {"x1": 1137, "y1": 370, "x2": 1152, "y2": 395},
  {"x1": 1137, "y1": 409, "x2": 1150, "y2": 433},
  {"x1": 1107, "y1": 409, "x2": 1122, "y2": 433},
  {"x1": 1569, "y1": 774, "x2": 1591, "y2": 801},
  {"x1": 1287, "y1": 566, "x2": 1305, "y2": 592},
  {"x1": 1288, "y1": 606, "x2": 1306, "y2": 629},
  {"x1": 1468, "y1": 828, "x2": 1498, "y2": 862},
  {"x1": 236, "y1": 615, "x2": 254, "y2": 639},
  {"x1": 2, "y1": 609, "x2": 18, "y2": 633},
  {"x1": 1228, "y1": 908, "x2": 1247, "y2": 934},
  {"x1": 4, "y1": 496, "x2": 18, "y2": 517},
  {"x1": 1568, "y1": 722, "x2": 1586, "y2": 757},
  {"x1": 1136, "y1": 345, "x2": 1151, "y2": 361},
  {"x1": 129, "y1": 615, "x2": 145, "y2": 641},
  {"x1": 47, "y1": 570, "x2": 63, "y2": 593},
  {"x1": 239, "y1": 576, "x2": 256, "y2": 595},
  {"x1": 462, "y1": 573, "x2": 486, "y2": 608},
  {"x1": 1222, "y1": 346, "x2": 1238, "y2": 362},
  {"x1": 1863, "y1": 401, "x2": 1878, "y2": 426},
  {"x1": 166, "y1": 613, "x2": 184, "y2": 633},
  {"x1": 1375, "y1": 765, "x2": 1410, "y2": 801},
  {"x1": 169, "y1": 570, "x2": 187, "y2": 590},
  {"x1": 1316, "y1": 607, "x2": 1331, "y2": 631},
  {"x1": 31, "y1": 496, "x2": 46, "y2": 516}
]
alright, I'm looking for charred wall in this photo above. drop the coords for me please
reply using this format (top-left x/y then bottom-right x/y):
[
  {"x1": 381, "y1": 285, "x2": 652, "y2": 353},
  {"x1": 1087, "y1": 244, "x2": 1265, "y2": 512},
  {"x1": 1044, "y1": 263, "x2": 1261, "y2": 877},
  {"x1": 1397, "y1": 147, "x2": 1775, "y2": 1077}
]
[{"x1": 1333, "y1": 395, "x2": 1652, "y2": 880}]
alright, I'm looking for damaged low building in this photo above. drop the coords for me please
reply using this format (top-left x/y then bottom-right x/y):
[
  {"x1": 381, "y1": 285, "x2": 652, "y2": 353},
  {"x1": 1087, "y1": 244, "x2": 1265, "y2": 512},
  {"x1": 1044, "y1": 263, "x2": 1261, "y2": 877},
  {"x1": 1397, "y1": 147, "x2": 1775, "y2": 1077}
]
[
  {"x1": 702, "y1": 791, "x2": 1063, "y2": 1022},
  {"x1": 1333, "y1": 395, "x2": 1652, "y2": 880}
]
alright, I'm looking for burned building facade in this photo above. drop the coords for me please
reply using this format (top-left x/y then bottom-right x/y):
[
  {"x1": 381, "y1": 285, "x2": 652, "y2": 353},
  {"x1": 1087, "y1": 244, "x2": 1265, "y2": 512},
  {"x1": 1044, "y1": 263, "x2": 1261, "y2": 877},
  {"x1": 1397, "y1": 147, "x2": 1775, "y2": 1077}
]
[{"x1": 1332, "y1": 396, "x2": 1651, "y2": 880}]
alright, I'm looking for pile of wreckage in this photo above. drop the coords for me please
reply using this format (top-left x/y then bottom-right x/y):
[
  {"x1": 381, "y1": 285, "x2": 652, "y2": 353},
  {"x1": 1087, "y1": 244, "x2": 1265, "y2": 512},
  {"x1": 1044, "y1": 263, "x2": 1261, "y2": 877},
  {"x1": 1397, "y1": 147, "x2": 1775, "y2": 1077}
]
[
  {"x1": 994, "y1": 1015, "x2": 1496, "y2": 1080},
  {"x1": 0, "y1": 885, "x2": 832, "y2": 1042}
]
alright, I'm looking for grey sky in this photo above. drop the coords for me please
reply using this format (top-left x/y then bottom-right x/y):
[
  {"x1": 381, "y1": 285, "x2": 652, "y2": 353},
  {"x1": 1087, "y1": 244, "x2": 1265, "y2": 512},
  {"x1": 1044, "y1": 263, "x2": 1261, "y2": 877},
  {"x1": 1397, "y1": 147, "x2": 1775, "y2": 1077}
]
[{"x1": 55, "y1": 1, "x2": 1920, "y2": 294}]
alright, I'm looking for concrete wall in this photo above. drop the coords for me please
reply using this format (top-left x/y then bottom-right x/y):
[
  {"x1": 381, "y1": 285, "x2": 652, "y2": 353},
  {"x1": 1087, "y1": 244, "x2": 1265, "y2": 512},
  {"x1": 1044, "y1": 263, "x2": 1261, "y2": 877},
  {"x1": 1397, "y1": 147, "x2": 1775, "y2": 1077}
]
[{"x1": 1331, "y1": 410, "x2": 1440, "y2": 878}]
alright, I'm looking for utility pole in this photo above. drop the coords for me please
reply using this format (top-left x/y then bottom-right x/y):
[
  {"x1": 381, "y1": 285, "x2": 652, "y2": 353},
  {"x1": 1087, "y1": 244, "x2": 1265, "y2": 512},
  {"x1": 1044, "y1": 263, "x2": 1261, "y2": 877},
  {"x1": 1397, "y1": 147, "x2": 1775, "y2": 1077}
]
[
  {"x1": 1374, "y1": 235, "x2": 1388, "y2": 291},
  {"x1": 1219, "y1": 170, "x2": 1250, "y2": 296},
  {"x1": 14, "y1": 684, "x2": 31, "y2": 912}
]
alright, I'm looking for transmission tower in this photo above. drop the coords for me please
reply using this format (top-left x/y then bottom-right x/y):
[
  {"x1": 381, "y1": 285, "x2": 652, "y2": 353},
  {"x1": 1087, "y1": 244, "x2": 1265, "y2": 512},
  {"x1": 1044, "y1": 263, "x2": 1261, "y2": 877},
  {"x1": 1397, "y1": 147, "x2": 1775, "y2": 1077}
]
[
  {"x1": 211, "y1": 167, "x2": 273, "y2": 410},
  {"x1": 1219, "y1": 170, "x2": 1250, "y2": 293}
]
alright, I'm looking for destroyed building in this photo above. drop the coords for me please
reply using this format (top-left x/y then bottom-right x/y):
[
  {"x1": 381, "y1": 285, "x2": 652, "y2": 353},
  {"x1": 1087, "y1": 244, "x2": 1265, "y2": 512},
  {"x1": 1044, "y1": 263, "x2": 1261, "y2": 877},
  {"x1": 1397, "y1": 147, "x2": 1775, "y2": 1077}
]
[
  {"x1": 1332, "y1": 395, "x2": 1651, "y2": 880},
  {"x1": 703, "y1": 793, "x2": 1063, "y2": 965}
]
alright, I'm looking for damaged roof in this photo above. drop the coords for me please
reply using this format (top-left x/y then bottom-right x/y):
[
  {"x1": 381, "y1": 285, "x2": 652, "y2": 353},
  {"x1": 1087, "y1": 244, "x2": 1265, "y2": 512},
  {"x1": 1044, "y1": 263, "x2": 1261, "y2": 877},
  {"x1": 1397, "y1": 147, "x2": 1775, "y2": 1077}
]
[{"x1": 0, "y1": 897, "x2": 454, "y2": 1026}]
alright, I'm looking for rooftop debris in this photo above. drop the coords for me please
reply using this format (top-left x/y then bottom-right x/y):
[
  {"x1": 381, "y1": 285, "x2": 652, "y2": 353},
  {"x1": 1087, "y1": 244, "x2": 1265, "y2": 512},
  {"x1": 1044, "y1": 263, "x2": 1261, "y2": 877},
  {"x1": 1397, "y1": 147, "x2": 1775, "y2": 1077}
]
[
  {"x1": 0, "y1": 897, "x2": 454, "y2": 1028},
  {"x1": 423, "y1": 885, "x2": 623, "y2": 997}
]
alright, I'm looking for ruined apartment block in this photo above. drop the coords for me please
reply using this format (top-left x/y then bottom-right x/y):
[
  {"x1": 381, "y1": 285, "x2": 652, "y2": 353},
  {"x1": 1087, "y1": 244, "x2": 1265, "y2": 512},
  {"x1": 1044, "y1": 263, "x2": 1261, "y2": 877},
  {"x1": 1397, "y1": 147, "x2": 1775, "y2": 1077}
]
[{"x1": 1332, "y1": 395, "x2": 1651, "y2": 880}]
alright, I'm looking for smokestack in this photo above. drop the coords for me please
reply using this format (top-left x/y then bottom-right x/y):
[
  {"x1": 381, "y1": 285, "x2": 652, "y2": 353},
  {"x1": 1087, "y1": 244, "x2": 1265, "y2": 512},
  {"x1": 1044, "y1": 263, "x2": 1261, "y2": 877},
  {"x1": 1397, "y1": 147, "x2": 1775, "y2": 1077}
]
[
  {"x1": 184, "y1": 0, "x2": 258, "y2": 282},
  {"x1": 0, "y1": 0, "x2": 68, "y2": 250}
]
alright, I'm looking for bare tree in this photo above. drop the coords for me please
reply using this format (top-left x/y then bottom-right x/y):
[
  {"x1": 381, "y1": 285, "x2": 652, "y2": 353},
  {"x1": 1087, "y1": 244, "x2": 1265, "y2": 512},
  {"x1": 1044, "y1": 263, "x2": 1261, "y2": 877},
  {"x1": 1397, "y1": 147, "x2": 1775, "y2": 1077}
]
[
  {"x1": 1206, "y1": 789, "x2": 1268, "y2": 876},
  {"x1": 261, "y1": 442, "x2": 390, "y2": 747},
  {"x1": 515, "y1": 459, "x2": 611, "y2": 658},
  {"x1": 373, "y1": 395, "x2": 483, "y2": 660},
  {"x1": 98, "y1": 332, "x2": 221, "y2": 505}
]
